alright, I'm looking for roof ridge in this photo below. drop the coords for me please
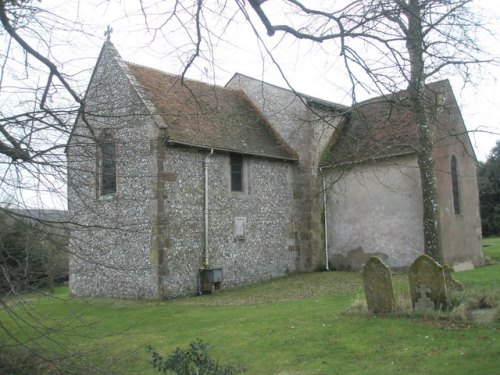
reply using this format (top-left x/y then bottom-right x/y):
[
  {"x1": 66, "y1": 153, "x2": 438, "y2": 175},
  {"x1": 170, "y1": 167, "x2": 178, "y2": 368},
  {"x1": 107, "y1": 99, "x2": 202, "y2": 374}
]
[
  {"x1": 354, "y1": 79, "x2": 451, "y2": 107},
  {"x1": 227, "y1": 72, "x2": 346, "y2": 110},
  {"x1": 126, "y1": 62, "x2": 232, "y2": 92}
]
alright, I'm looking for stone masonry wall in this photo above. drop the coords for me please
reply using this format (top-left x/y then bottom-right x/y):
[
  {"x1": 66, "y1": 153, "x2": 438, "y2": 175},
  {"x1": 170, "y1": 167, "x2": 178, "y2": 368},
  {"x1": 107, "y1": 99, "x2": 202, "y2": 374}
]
[
  {"x1": 226, "y1": 74, "x2": 342, "y2": 271},
  {"x1": 162, "y1": 146, "x2": 298, "y2": 297},
  {"x1": 67, "y1": 43, "x2": 158, "y2": 299}
]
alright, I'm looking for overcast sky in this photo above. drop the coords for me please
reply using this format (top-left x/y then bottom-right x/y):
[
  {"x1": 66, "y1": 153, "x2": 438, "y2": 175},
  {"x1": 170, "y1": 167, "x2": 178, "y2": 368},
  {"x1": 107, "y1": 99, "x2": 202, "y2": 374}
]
[
  {"x1": 3, "y1": 0, "x2": 498, "y2": 209},
  {"x1": 42, "y1": 0, "x2": 499, "y2": 161}
]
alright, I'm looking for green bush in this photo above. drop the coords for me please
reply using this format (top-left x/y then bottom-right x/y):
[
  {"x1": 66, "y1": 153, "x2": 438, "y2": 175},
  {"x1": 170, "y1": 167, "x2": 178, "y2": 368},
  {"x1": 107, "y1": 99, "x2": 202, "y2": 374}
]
[{"x1": 148, "y1": 339, "x2": 245, "y2": 375}]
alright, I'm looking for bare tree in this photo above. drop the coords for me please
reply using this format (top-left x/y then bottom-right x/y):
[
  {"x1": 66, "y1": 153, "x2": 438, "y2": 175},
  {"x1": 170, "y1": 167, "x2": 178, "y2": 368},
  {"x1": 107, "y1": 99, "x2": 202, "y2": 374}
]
[
  {"x1": 0, "y1": 0, "x2": 95, "y2": 211},
  {"x1": 0, "y1": 0, "x2": 494, "y2": 372},
  {"x1": 0, "y1": 1, "x2": 92, "y2": 371},
  {"x1": 74, "y1": 0, "x2": 489, "y2": 263},
  {"x1": 239, "y1": 0, "x2": 490, "y2": 262}
]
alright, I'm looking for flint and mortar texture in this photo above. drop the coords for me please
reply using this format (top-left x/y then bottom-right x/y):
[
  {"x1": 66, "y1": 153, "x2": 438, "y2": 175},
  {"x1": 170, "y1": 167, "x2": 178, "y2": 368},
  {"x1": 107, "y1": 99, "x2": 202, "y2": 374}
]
[
  {"x1": 226, "y1": 74, "x2": 343, "y2": 271},
  {"x1": 67, "y1": 43, "x2": 482, "y2": 300},
  {"x1": 67, "y1": 43, "x2": 158, "y2": 298},
  {"x1": 162, "y1": 147, "x2": 297, "y2": 297},
  {"x1": 68, "y1": 44, "x2": 301, "y2": 299}
]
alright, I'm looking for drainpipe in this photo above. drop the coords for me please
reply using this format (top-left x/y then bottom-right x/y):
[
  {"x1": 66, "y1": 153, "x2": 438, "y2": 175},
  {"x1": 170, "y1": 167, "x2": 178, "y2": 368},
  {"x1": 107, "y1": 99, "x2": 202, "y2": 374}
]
[
  {"x1": 203, "y1": 149, "x2": 214, "y2": 267},
  {"x1": 321, "y1": 168, "x2": 330, "y2": 271}
]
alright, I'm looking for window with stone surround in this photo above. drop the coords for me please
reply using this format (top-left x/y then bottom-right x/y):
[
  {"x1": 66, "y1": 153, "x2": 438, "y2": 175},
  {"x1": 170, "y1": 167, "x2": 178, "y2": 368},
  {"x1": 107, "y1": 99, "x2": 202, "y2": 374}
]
[
  {"x1": 230, "y1": 153, "x2": 244, "y2": 192},
  {"x1": 451, "y1": 155, "x2": 461, "y2": 215},
  {"x1": 97, "y1": 133, "x2": 117, "y2": 197}
]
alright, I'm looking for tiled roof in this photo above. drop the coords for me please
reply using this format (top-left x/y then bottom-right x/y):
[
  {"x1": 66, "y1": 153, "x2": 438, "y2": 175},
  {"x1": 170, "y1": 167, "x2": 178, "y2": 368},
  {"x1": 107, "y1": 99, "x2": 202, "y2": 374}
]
[
  {"x1": 319, "y1": 81, "x2": 449, "y2": 167},
  {"x1": 127, "y1": 64, "x2": 298, "y2": 160}
]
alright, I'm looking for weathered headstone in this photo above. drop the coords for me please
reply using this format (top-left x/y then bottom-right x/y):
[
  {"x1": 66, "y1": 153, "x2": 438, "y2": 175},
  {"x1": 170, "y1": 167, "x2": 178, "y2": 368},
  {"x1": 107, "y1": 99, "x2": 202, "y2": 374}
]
[
  {"x1": 409, "y1": 255, "x2": 448, "y2": 311},
  {"x1": 443, "y1": 264, "x2": 464, "y2": 293},
  {"x1": 362, "y1": 256, "x2": 395, "y2": 314},
  {"x1": 413, "y1": 285, "x2": 434, "y2": 310}
]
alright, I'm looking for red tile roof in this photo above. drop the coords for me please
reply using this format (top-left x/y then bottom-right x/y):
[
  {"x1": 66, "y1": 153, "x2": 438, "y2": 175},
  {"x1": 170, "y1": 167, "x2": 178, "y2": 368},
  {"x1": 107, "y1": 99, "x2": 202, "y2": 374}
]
[
  {"x1": 127, "y1": 63, "x2": 298, "y2": 160},
  {"x1": 320, "y1": 81, "x2": 449, "y2": 167}
]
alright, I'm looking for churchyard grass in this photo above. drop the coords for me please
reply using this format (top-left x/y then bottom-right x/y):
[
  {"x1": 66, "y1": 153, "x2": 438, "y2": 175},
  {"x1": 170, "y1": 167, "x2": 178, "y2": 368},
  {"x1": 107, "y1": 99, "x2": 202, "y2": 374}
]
[
  {"x1": 482, "y1": 236, "x2": 500, "y2": 263},
  {"x1": 1, "y1": 245, "x2": 499, "y2": 374}
]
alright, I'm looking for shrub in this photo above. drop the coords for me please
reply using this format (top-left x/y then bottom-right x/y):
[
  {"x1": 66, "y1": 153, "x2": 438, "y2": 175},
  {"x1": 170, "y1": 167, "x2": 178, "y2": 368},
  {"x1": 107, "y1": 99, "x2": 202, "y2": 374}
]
[{"x1": 147, "y1": 339, "x2": 245, "y2": 375}]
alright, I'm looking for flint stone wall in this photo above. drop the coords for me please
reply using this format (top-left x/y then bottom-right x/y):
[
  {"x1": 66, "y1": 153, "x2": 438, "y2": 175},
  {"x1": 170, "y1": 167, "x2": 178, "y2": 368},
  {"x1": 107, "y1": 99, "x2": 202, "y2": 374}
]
[
  {"x1": 226, "y1": 74, "x2": 342, "y2": 271},
  {"x1": 67, "y1": 43, "x2": 158, "y2": 299},
  {"x1": 162, "y1": 147, "x2": 298, "y2": 297},
  {"x1": 67, "y1": 57, "x2": 301, "y2": 299}
]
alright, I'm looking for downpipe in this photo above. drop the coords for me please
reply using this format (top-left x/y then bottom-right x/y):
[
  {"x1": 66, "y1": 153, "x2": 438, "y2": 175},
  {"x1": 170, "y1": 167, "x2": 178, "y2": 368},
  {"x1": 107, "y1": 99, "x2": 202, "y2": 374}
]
[
  {"x1": 203, "y1": 149, "x2": 214, "y2": 267},
  {"x1": 321, "y1": 169, "x2": 330, "y2": 271},
  {"x1": 199, "y1": 148, "x2": 214, "y2": 295}
]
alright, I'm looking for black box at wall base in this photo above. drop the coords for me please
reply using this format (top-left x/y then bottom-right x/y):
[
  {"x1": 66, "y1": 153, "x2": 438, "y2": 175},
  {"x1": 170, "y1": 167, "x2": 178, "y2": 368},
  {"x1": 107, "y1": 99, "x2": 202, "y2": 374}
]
[
  {"x1": 200, "y1": 268, "x2": 223, "y2": 283},
  {"x1": 200, "y1": 268, "x2": 223, "y2": 293}
]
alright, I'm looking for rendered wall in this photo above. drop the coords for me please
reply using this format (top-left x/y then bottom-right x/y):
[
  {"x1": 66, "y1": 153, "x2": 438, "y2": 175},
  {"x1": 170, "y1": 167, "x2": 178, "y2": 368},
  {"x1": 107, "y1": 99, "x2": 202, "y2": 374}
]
[
  {"x1": 433, "y1": 88, "x2": 483, "y2": 269},
  {"x1": 67, "y1": 43, "x2": 158, "y2": 299},
  {"x1": 325, "y1": 156, "x2": 424, "y2": 270},
  {"x1": 161, "y1": 147, "x2": 298, "y2": 297}
]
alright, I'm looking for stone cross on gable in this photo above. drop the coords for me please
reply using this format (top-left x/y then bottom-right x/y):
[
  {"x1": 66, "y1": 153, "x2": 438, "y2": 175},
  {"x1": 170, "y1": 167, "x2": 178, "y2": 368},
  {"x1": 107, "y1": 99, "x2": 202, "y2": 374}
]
[{"x1": 104, "y1": 25, "x2": 113, "y2": 41}]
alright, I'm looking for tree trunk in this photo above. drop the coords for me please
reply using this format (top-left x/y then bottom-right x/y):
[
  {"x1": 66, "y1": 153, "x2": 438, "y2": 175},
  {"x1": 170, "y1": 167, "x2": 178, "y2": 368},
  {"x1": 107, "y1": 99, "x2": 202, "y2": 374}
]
[{"x1": 405, "y1": 0, "x2": 444, "y2": 263}]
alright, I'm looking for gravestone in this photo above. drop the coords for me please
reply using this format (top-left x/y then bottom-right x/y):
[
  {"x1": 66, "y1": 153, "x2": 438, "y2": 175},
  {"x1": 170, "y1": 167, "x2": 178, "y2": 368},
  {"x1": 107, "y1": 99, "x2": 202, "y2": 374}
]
[
  {"x1": 413, "y1": 285, "x2": 434, "y2": 310},
  {"x1": 443, "y1": 264, "x2": 464, "y2": 293},
  {"x1": 409, "y1": 255, "x2": 448, "y2": 311},
  {"x1": 362, "y1": 256, "x2": 395, "y2": 313}
]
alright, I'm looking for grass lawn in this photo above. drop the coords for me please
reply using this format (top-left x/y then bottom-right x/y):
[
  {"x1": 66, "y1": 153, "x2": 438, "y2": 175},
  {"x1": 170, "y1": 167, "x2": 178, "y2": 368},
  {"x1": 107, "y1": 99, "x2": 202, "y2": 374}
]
[
  {"x1": 1, "y1": 242, "x2": 500, "y2": 374},
  {"x1": 482, "y1": 236, "x2": 500, "y2": 263}
]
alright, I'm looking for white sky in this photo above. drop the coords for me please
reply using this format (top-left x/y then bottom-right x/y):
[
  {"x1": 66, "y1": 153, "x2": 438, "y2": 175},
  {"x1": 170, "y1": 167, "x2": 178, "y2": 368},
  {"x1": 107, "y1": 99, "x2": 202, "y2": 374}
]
[
  {"x1": 3, "y1": 0, "x2": 500, "y2": 209},
  {"x1": 55, "y1": 0, "x2": 499, "y2": 161}
]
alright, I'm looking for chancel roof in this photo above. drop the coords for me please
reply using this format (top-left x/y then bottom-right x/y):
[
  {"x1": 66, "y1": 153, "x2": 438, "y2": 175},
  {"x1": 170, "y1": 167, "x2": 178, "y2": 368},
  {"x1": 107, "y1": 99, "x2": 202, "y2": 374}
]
[{"x1": 319, "y1": 81, "x2": 450, "y2": 167}]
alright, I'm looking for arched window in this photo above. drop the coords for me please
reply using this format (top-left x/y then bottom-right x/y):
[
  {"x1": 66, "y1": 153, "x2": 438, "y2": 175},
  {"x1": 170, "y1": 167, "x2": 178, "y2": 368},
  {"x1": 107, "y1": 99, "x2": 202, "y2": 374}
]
[
  {"x1": 98, "y1": 134, "x2": 116, "y2": 196},
  {"x1": 451, "y1": 155, "x2": 460, "y2": 215}
]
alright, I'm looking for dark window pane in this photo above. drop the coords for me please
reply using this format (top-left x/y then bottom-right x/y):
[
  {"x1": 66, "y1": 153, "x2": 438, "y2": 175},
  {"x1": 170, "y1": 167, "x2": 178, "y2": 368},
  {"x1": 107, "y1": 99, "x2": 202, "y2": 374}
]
[
  {"x1": 100, "y1": 139, "x2": 116, "y2": 195},
  {"x1": 230, "y1": 153, "x2": 243, "y2": 192},
  {"x1": 451, "y1": 155, "x2": 460, "y2": 215}
]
